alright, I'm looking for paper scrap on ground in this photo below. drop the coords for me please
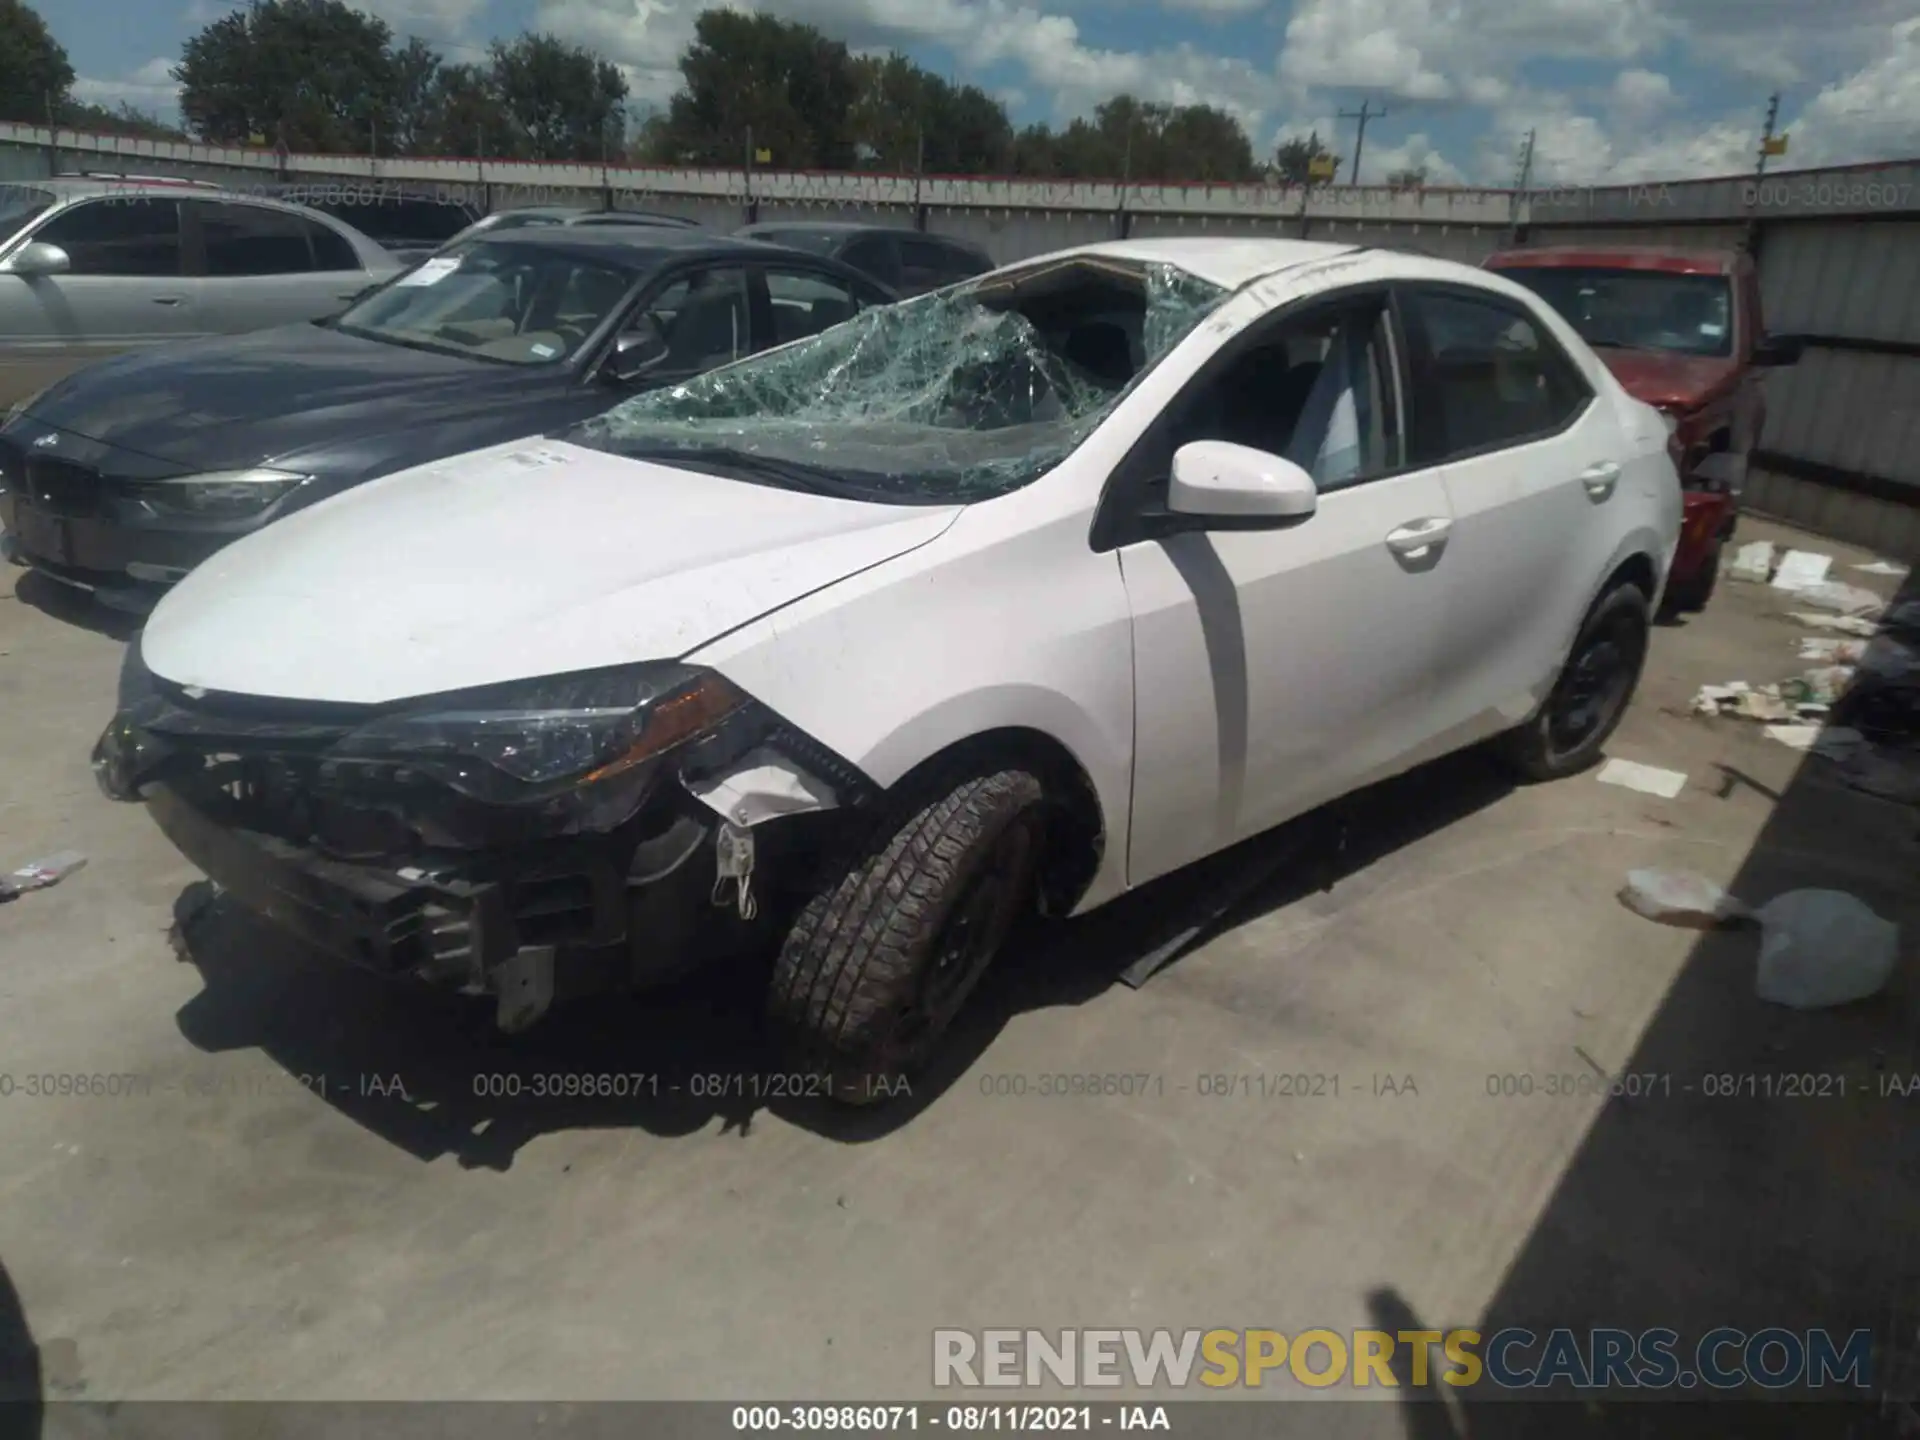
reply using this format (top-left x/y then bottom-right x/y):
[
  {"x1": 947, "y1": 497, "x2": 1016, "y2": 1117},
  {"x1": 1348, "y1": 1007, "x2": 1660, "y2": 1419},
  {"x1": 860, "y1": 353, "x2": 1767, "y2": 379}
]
[
  {"x1": 1765, "y1": 724, "x2": 1866, "y2": 757},
  {"x1": 1800, "y1": 637, "x2": 1866, "y2": 663},
  {"x1": 1727, "y1": 540, "x2": 1774, "y2": 582},
  {"x1": 1853, "y1": 560, "x2": 1909, "y2": 577},
  {"x1": 1771, "y1": 549, "x2": 1833, "y2": 591},
  {"x1": 1792, "y1": 580, "x2": 1884, "y2": 618},
  {"x1": 1596, "y1": 758, "x2": 1688, "y2": 798},
  {"x1": 1792, "y1": 612, "x2": 1879, "y2": 637}
]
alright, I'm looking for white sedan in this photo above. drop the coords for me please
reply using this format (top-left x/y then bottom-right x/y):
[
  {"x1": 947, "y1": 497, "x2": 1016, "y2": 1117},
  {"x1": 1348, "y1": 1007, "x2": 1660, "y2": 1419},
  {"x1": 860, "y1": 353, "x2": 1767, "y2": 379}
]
[{"x1": 94, "y1": 238, "x2": 1682, "y2": 1101}]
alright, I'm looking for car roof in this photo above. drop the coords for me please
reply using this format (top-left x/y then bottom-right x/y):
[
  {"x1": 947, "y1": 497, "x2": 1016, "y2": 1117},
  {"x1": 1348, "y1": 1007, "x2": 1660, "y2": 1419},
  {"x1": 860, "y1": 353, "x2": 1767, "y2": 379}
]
[
  {"x1": 1486, "y1": 245, "x2": 1742, "y2": 276},
  {"x1": 38, "y1": 175, "x2": 226, "y2": 199},
  {"x1": 741, "y1": 221, "x2": 988, "y2": 250},
  {"x1": 1037, "y1": 237, "x2": 1360, "y2": 291},
  {"x1": 466, "y1": 227, "x2": 801, "y2": 266},
  {"x1": 494, "y1": 205, "x2": 698, "y2": 225}
]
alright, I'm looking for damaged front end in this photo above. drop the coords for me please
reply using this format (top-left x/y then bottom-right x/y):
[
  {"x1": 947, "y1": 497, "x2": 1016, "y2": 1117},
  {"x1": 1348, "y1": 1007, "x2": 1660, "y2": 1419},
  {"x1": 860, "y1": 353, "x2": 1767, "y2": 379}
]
[{"x1": 93, "y1": 640, "x2": 871, "y2": 1031}]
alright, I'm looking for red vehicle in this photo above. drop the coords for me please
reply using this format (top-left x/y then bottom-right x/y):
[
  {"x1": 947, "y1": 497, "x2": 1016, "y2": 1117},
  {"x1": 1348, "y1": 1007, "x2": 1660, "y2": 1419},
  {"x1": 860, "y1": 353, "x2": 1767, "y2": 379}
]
[{"x1": 1484, "y1": 244, "x2": 1802, "y2": 612}]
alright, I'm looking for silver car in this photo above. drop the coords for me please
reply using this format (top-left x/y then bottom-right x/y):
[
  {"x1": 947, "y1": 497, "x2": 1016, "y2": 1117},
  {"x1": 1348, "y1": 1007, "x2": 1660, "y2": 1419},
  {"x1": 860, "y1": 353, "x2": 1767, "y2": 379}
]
[{"x1": 0, "y1": 175, "x2": 402, "y2": 396}]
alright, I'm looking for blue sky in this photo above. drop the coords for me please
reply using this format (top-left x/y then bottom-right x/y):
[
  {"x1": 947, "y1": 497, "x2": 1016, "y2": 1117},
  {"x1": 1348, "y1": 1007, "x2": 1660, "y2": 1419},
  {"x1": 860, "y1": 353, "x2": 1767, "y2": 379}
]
[{"x1": 55, "y1": 0, "x2": 1920, "y2": 185}]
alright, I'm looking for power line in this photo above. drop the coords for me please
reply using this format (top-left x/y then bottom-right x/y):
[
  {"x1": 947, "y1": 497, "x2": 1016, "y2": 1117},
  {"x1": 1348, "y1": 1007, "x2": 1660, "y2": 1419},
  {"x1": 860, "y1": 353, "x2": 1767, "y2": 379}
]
[{"x1": 1338, "y1": 99, "x2": 1385, "y2": 185}]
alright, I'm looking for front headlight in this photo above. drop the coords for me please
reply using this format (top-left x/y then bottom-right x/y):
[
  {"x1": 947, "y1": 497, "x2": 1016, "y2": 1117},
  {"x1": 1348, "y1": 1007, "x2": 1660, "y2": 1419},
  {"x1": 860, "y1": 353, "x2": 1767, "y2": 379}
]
[
  {"x1": 326, "y1": 663, "x2": 750, "y2": 804},
  {"x1": 135, "y1": 468, "x2": 308, "y2": 520}
]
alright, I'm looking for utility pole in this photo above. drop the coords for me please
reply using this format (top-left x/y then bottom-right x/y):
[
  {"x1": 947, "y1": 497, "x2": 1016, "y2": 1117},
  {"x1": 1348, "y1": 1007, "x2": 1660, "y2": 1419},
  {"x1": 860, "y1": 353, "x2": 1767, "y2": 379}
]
[
  {"x1": 1746, "y1": 91, "x2": 1782, "y2": 256},
  {"x1": 1754, "y1": 91, "x2": 1781, "y2": 180},
  {"x1": 1508, "y1": 127, "x2": 1535, "y2": 242},
  {"x1": 1117, "y1": 117, "x2": 1134, "y2": 239},
  {"x1": 1338, "y1": 99, "x2": 1386, "y2": 185},
  {"x1": 912, "y1": 123, "x2": 927, "y2": 231},
  {"x1": 744, "y1": 124, "x2": 756, "y2": 225}
]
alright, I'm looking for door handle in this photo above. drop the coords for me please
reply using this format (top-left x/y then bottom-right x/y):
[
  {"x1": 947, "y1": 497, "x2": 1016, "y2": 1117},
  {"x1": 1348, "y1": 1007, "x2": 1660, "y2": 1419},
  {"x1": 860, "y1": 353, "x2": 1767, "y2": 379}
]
[
  {"x1": 151, "y1": 296, "x2": 184, "y2": 306},
  {"x1": 1579, "y1": 461, "x2": 1621, "y2": 499},
  {"x1": 1385, "y1": 517, "x2": 1452, "y2": 557}
]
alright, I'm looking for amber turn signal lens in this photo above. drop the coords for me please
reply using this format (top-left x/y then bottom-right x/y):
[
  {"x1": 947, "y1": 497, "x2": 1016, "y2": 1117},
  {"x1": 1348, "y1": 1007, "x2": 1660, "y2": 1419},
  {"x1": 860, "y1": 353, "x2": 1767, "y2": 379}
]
[{"x1": 581, "y1": 674, "x2": 749, "y2": 784}]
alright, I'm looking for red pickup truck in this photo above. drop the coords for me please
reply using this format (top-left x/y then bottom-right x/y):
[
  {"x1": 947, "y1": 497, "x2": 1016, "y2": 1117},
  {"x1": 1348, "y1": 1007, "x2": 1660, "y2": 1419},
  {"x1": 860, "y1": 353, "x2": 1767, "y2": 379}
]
[{"x1": 1483, "y1": 245, "x2": 1802, "y2": 612}]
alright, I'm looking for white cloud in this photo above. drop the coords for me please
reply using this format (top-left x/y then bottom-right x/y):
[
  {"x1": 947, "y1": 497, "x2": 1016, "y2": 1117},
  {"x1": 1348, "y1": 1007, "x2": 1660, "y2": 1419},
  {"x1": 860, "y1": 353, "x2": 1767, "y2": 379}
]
[
  {"x1": 1610, "y1": 67, "x2": 1673, "y2": 118},
  {"x1": 1777, "y1": 16, "x2": 1920, "y2": 166},
  {"x1": 1361, "y1": 130, "x2": 1466, "y2": 184},
  {"x1": 358, "y1": 0, "x2": 492, "y2": 42},
  {"x1": 1277, "y1": 0, "x2": 1671, "y2": 104},
  {"x1": 71, "y1": 57, "x2": 181, "y2": 117}
]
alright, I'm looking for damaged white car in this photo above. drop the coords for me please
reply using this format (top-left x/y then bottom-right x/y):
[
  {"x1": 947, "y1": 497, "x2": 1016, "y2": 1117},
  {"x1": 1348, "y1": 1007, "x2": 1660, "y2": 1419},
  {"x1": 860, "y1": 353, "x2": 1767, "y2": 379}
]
[{"x1": 94, "y1": 238, "x2": 1681, "y2": 1101}]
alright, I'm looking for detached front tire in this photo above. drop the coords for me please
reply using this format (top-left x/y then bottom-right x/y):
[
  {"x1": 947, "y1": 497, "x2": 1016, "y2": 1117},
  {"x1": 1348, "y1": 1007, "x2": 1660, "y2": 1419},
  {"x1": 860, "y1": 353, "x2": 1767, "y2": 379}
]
[
  {"x1": 1501, "y1": 583, "x2": 1651, "y2": 782},
  {"x1": 768, "y1": 767, "x2": 1045, "y2": 1104}
]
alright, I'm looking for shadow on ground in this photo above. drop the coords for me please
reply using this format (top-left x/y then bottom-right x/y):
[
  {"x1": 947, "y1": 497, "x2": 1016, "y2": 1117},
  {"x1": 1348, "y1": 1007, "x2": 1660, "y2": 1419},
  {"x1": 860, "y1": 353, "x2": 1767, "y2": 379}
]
[
  {"x1": 168, "y1": 747, "x2": 1518, "y2": 1170},
  {"x1": 1383, "y1": 571, "x2": 1920, "y2": 1438},
  {"x1": 9, "y1": 571, "x2": 144, "y2": 643}
]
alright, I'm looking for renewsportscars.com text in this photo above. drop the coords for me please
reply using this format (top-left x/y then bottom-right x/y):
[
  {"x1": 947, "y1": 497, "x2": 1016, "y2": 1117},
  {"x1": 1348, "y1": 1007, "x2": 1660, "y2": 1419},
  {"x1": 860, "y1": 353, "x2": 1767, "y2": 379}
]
[{"x1": 933, "y1": 1327, "x2": 1874, "y2": 1392}]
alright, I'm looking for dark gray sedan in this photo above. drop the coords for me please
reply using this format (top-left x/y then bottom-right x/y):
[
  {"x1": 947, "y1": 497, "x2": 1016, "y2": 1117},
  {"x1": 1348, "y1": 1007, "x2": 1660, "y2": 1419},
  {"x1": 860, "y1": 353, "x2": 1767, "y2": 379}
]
[{"x1": 0, "y1": 228, "x2": 895, "y2": 610}]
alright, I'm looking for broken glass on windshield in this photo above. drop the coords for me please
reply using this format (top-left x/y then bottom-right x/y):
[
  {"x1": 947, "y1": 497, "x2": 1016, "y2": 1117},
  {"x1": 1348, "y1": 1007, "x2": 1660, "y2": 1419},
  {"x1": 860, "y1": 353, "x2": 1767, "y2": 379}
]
[{"x1": 574, "y1": 258, "x2": 1226, "y2": 502}]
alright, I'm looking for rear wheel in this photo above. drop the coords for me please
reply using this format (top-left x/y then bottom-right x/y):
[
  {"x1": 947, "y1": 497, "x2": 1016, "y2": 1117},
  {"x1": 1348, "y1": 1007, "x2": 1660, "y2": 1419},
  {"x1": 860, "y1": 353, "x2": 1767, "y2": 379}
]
[
  {"x1": 768, "y1": 767, "x2": 1045, "y2": 1104},
  {"x1": 1500, "y1": 583, "x2": 1651, "y2": 781}
]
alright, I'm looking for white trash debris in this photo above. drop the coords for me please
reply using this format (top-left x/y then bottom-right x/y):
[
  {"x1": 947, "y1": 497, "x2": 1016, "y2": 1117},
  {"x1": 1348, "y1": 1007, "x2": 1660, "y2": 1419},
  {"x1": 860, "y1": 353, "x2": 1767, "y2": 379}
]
[
  {"x1": 1596, "y1": 758, "x2": 1688, "y2": 798},
  {"x1": 1792, "y1": 612, "x2": 1879, "y2": 637},
  {"x1": 1727, "y1": 540, "x2": 1775, "y2": 583},
  {"x1": 1752, "y1": 889, "x2": 1899, "y2": 1009},
  {"x1": 1619, "y1": 868, "x2": 1752, "y2": 925},
  {"x1": 1853, "y1": 560, "x2": 1910, "y2": 578},
  {"x1": 1792, "y1": 581, "x2": 1885, "y2": 618},
  {"x1": 1799, "y1": 637, "x2": 1866, "y2": 664},
  {"x1": 0, "y1": 850, "x2": 87, "y2": 901},
  {"x1": 1771, "y1": 549, "x2": 1834, "y2": 591}
]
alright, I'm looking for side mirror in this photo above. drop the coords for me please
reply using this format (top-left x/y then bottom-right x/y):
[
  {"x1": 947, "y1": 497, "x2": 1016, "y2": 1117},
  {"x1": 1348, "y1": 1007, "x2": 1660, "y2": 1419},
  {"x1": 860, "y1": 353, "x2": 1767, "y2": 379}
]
[
  {"x1": 1166, "y1": 441, "x2": 1318, "y2": 526},
  {"x1": 6, "y1": 241, "x2": 71, "y2": 278},
  {"x1": 605, "y1": 318, "x2": 669, "y2": 382},
  {"x1": 1752, "y1": 334, "x2": 1802, "y2": 367}
]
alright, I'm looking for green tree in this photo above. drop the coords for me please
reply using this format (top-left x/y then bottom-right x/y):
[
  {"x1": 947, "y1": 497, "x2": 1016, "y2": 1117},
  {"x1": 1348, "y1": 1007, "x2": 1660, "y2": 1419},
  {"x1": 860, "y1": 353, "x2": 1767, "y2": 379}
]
[
  {"x1": 486, "y1": 33, "x2": 628, "y2": 163},
  {"x1": 0, "y1": 0, "x2": 75, "y2": 125},
  {"x1": 657, "y1": 10, "x2": 860, "y2": 169},
  {"x1": 847, "y1": 53, "x2": 1012, "y2": 175},
  {"x1": 176, "y1": 0, "x2": 398, "y2": 150},
  {"x1": 1273, "y1": 130, "x2": 1340, "y2": 185}
]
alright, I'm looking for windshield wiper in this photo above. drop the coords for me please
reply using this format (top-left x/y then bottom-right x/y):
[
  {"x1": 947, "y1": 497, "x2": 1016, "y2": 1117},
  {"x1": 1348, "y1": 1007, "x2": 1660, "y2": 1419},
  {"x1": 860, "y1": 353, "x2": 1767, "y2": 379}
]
[
  {"x1": 333, "y1": 324, "x2": 497, "y2": 363},
  {"x1": 611, "y1": 444, "x2": 882, "y2": 501}
]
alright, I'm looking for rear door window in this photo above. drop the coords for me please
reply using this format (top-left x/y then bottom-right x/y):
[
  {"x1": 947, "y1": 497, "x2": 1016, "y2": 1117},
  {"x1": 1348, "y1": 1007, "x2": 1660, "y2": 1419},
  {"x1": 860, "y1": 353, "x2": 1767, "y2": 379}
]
[
  {"x1": 305, "y1": 219, "x2": 362, "y2": 272},
  {"x1": 33, "y1": 198, "x2": 183, "y2": 277},
  {"x1": 839, "y1": 234, "x2": 901, "y2": 289},
  {"x1": 190, "y1": 202, "x2": 316, "y2": 275},
  {"x1": 1398, "y1": 287, "x2": 1593, "y2": 463},
  {"x1": 898, "y1": 235, "x2": 959, "y2": 292}
]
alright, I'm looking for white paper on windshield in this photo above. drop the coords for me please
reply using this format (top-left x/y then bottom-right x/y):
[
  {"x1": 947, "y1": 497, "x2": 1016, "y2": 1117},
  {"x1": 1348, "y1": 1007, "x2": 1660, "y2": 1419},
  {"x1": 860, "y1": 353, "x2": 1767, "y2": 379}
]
[
  {"x1": 397, "y1": 257, "x2": 461, "y2": 288},
  {"x1": 1698, "y1": 322, "x2": 1726, "y2": 337}
]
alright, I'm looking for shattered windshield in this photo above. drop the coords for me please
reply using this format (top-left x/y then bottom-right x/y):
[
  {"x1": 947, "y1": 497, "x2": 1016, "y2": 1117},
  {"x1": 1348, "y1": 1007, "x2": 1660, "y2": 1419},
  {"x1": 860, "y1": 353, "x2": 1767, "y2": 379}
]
[{"x1": 572, "y1": 258, "x2": 1226, "y2": 503}]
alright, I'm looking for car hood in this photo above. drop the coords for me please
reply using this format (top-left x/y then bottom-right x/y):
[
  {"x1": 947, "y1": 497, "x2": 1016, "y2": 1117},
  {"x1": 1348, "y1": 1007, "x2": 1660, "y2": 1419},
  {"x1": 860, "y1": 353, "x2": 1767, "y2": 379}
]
[
  {"x1": 140, "y1": 438, "x2": 964, "y2": 705},
  {"x1": 25, "y1": 324, "x2": 560, "y2": 471},
  {"x1": 1594, "y1": 349, "x2": 1741, "y2": 411}
]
